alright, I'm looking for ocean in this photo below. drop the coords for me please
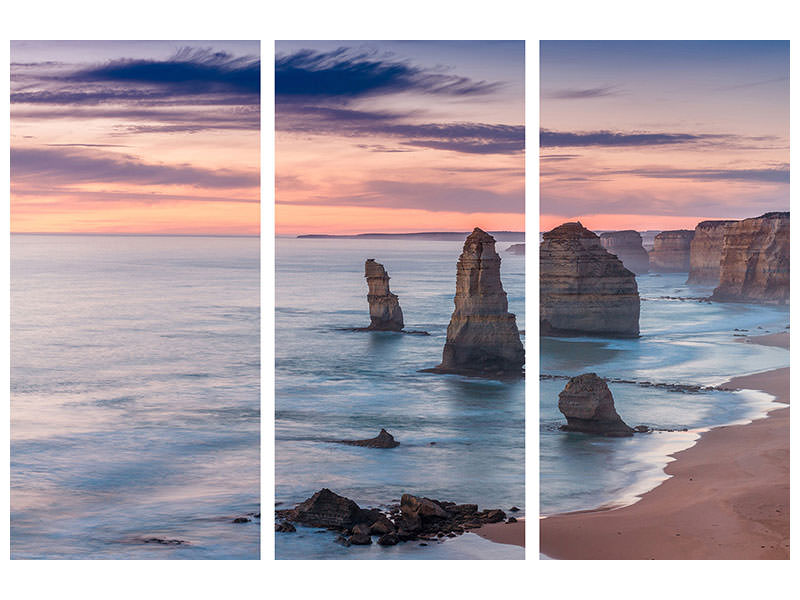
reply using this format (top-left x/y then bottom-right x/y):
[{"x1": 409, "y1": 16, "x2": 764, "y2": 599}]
[
  {"x1": 275, "y1": 237, "x2": 525, "y2": 560},
  {"x1": 10, "y1": 234, "x2": 260, "y2": 559},
  {"x1": 540, "y1": 272, "x2": 789, "y2": 518}
]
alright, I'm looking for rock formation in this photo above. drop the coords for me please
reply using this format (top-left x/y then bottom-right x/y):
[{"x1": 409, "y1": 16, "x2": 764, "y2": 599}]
[
  {"x1": 429, "y1": 228, "x2": 524, "y2": 376},
  {"x1": 540, "y1": 222, "x2": 640, "y2": 337},
  {"x1": 711, "y1": 212, "x2": 789, "y2": 305},
  {"x1": 506, "y1": 243, "x2": 525, "y2": 255},
  {"x1": 649, "y1": 230, "x2": 694, "y2": 272},
  {"x1": 289, "y1": 488, "x2": 371, "y2": 529},
  {"x1": 599, "y1": 230, "x2": 650, "y2": 274},
  {"x1": 686, "y1": 220, "x2": 738, "y2": 285},
  {"x1": 557, "y1": 373, "x2": 634, "y2": 437},
  {"x1": 335, "y1": 428, "x2": 400, "y2": 448},
  {"x1": 364, "y1": 259, "x2": 404, "y2": 331}
]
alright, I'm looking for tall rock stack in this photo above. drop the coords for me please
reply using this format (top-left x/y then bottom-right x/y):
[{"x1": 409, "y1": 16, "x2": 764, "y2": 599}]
[
  {"x1": 686, "y1": 220, "x2": 738, "y2": 285},
  {"x1": 364, "y1": 259, "x2": 404, "y2": 331},
  {"x1": 540, "y1": 222, "x2": 640, "y2": 337},
  {"x1": 649, "y1": 230, "x2": 694, "y2": 272},
  {"x1": 599, "y1": 230, "x2": 650, "y2": 274},
  {"x1": 711, "y1": 212, "x2": 789, "y2": 305},
  {"x1": 431, "y1": 228, "x2": 524, "y2": 376}
]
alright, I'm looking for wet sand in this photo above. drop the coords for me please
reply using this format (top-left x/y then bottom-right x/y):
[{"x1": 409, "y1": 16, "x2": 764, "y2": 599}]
[
  {"x1": 474, "y1": 518, "x2": 524, "y2": 547},
  {"x1": 540, "y1": 358, "x2": 789, "y2": 559}
]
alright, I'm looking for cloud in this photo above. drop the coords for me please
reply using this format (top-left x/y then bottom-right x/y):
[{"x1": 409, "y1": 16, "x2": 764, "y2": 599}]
[
  {"x1": 11, "y1": 146, "x2": 259, "y2": 189},
  {"x1": 543, "y1": 86, "x2": 621, "y2": 99},
  {"x1": 540, "y1": 129, "x2": 718, "y2": 147},
  {"x1": 614, "y1": 166, "x2": 789, "y2": 184},
  {"x1": 278, "y1": 180, "x2": 523, "y2": 214},
  {"x1": 275, "y1": 47, "x2": 500, "y2": 99}
]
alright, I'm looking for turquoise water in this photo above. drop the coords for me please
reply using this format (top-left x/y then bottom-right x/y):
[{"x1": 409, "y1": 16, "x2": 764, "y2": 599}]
[
  {"x1": 11, "y1": 234, "x2": 260, "y2": 559},
  {"x1": 275, "y1": 237, "x2": 525, "y2": 559},
  {"x1": 540, "y1": 272, "x2": 789, "y2": 516}
]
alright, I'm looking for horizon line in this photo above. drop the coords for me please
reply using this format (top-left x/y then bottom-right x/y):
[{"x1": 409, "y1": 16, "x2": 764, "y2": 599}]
[{"x1": 11, "y1": 232, "x2": 260, "y2": 238}]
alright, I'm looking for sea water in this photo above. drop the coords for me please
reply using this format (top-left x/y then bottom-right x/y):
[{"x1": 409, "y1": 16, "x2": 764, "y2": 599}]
[
  {"x1": 275, "y1": 237, "x2": 525, "y2": 560},
  {"x1": 540, "y1": 272, "x2": 789, "y2": 517},
  {"x1": 10, "y1": 234, "x2": 260, "y2": 559}
]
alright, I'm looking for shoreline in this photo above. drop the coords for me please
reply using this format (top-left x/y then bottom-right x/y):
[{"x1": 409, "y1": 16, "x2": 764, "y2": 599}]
[
  {"x1": 473, "y1": 518, "x2": 525, "y2": 548},
  {"x1": 540, "y1": 332, "x2": 789, "y2": 560}
]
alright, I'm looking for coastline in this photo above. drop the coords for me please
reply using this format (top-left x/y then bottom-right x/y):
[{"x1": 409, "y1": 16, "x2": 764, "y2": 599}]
[
  {"x1": 473, "y1": 518, "x2": 525, "y2": 548},
  {"x1": 540, "y1": 333, "x2": 789, "y2": 560}
]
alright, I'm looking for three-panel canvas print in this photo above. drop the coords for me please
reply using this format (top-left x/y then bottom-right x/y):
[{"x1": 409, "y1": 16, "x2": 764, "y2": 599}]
[{"x1": 9, "y1": 40, "x2": 789, "y2": 562}]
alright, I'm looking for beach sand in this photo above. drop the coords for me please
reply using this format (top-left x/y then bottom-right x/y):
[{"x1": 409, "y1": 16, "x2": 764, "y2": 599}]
[
  {"x1": 473, "y1": 518, "x2": 525, "y2": 547},
  {"x1": 540, "y1": 333, "x2": 789, "y2": 560}
]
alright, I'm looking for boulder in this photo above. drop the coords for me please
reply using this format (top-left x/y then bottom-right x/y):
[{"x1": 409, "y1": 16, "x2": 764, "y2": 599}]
[
  {"x1": 428, "y1": 228, "x2": 524, "y2": 376},
  {"x1": 557, "y1": 373, "x2": 634, "y2": 436},
  {"x1": 335, "y1": 428, "x2": 400, "y2": 448},
  {"x1": 275, "y1": 521, "x2": 296, "y2": 533},
  {"x1": 364, "y1": 259, "x2": 404, "y2": 331},
  {"x1": 540, "y1": 222, "x2": 640, "y2": 337},
  {"x1": 289, "y1": 488, "x2": 366, "y2": 529},
  {"x1": 377, "y1": 533, "x2": 400, "y2": 546},
  {"x1": 711, "y1": 212, "x2": 789, "y2": 305},
  {"x1": 401, "y1": 494, "x2": 451, "y2": 520},
  {"x1": 687, "y1": 220, "x2": 738, "y2": 285},
  {"x1": 348, "y1": 533, "x2": 372, "y2": 545},
  {"x1": 650, "y1": 230, "x2": 694, "y2": 272},
  {"x1": 599, "y1": 230, "x2": 649, "y2": 274}
]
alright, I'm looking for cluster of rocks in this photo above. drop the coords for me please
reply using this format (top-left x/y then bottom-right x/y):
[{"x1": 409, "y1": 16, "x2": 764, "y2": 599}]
[
  {"x1": 599, "y1": 230, "x2": 650, "y2": 274},
  {"x1": 540, "y1": 222, "x2": 640, "y2": 338},
  {"x1": 427, "y1": 228, "x2": 525, "y2": 377},
  {"x1": 649, "y1": 230, "x2": 694, "y2": 272},
  {"x1": 275, "y1": 488, "x2": 519, "y2": 547},
  {"x1": 711, "y1": 212, "x2": 789, "y2": 305}
]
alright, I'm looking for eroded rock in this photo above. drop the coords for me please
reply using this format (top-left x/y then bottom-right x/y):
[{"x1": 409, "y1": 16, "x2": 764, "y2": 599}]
[
  {"x1": 687, "y1": 220, "x2": 738, "y2": 285},
  {"x1": 364, "y1": 259, "x2": 404, "y2": 331},
  {"x1": 558, "y1": 373, "x2": 634, "y2": 437},
  {"x1": 599, "y1": 230, "x2": 649, "y2": 274},
  {"x1": 650, "y1": 230, "x2": 694, "y2": 272},
  {"x1": 335, "y1": 428, "x2": 400, "y2": 448}
]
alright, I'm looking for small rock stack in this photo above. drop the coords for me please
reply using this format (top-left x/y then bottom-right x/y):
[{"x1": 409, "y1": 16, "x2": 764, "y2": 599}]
[{"x1": 364, "y1": 259, "x2": 404, "y2": 331}]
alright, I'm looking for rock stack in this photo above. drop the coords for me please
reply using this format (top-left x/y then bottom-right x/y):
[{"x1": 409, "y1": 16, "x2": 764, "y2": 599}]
[
  {"x1": 686, "y1": 220, "x2": 738, "y2": 285},
  {"x1": 429, "y1": 228, "x2": 524, "y2": 376},
  {"x1": 364, "y1": 259, "x2": 404, "y2": 331},
  {"x1": 599, "y1": 230, "x2": 650, "y2": 274},
  {"x1": 557, "y1": 373, "x2": 634, "y2": 437},
  {"x1": 540, "y1": 222, "x2": 640, "y2": 337},
  {"x1": 649, "y1": 230, "x2": 694, "y2": 272},
  {"x1": 711, "y1": 212, "x2": 789, "y2": 305}
]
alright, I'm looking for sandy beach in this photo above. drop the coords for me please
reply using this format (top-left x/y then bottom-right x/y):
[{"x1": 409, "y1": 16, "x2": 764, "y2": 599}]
[
  {"x1": 540, "y1": 333, "x2": 789, "y2": 560},
  {"x1": 474, "y1": 518, "x2": 525, "y2": 547}
]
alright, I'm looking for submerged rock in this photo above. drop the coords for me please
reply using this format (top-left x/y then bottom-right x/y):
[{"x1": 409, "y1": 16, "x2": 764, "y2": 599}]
[
  {"x1": 711, "y1": 212, "x2": 789, "y2": 305},
  {"x1": 687, "y1": 220, "x2": 738, "y2": 285},
  {"x1": 599, "y1": 230, "x2": 649, "y2": 274},
  {"x1": 540, "y1": 222, "x2": 640, "y2": 337},
  {"x1": 650, "y1": 230, "x2": 694, "y2": 272},
  {"x1": 335, "y1": 428, "x2": 400, "y2": 448},
  {"x1": 364, "y1": 259, "x2": 404, "y2": 331},
  {"x1": 288, "y1": 488, "x2": 368, "y2": 529},
  {"x1": 558, "y1": 373, "x2": 634, "y2": 437},
  {"x1": 428, "y1": 228, "x2": 524, "y2": 376}
]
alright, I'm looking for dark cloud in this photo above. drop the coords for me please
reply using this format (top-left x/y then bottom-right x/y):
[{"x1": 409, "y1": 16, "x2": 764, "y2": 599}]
[
  {"x1": 540, "y1": 153, "x2": 581, "y2": 162},
  {"x1": 543, "y1": 86, "x2": 621, "y2": 99},
  {"x1": 12, "y1": 187, "x2": 258, "y2": 205},
  {"x1": 278, "y1": 180, "x2": 523, "y2": 214},
  {"x1": 276, "y1": 47, "x2": 500, "y2": 99},
  {"x1": 540, "y1": 129, "x2": 718, "y2": 147},
  {"x1": 11, "y1": 146, "x2": 258, "y2": 189},
  {"x1": 614, "y1": 166, "x2": 789, "y2": 184}
]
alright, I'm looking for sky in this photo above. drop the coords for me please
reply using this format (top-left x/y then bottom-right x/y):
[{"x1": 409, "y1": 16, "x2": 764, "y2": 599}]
[
  {"x1": 540, "y1": 41, "x2": 789, "y2": 232},
  {"x1": 11, "y1": 41, "x2": 260, "y2": 235},
  {"x1": 275, "y1": 41, "x2": 525, "y2": 235}
]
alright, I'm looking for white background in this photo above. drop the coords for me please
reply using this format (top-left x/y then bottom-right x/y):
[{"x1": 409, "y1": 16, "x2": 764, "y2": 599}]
[{"x1": 1, "y1": 1, "x2": 797, "y2": 598}]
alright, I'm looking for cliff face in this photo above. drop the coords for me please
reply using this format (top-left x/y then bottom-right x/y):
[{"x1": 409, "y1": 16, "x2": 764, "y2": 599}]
[
  {"x1": 433, "y1": 228, "x2": 524, "y2": 376},
  {"x1": 649, "y1": 230, "x2": 694, "y2": 272},
  {"x1": 540, "y1": 222, "x2": 640, "y2": 337},
  {"x1": 686, "y1": 220, "x2": 738, "y2": 285},
  {"x1": 711, "y1": 212, "x2": 789, "y2": 305},
  {"x1": 599, "y1": 230, "x2": 650, "y2": 274},
  {"x1": 364, "y1": 259, "x2": 404, "y2": 331}
]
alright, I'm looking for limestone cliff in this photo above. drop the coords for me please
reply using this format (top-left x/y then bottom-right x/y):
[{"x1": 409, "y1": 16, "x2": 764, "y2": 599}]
[
  {"x1": 599, "y1": 230, "x2": 649, "y2": 274},
  {"x1": 711, "y1": 212, "x2": 789, "y2": 305},
  {"x1": 540, "y1": 222, "x2": 639, "y2": 337},
  {"x1": 430, "y1": 228, "x2": 524, "y2": 376},
  {"x1": 364, "y1": 259, "x2": 404, "y2": 331},
  {"x1": 649, "y1": 230, "x2": 694, "y2": 272},
  {"x1": 686, "y1": 220, "x2": 737, "y2": 285}
]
